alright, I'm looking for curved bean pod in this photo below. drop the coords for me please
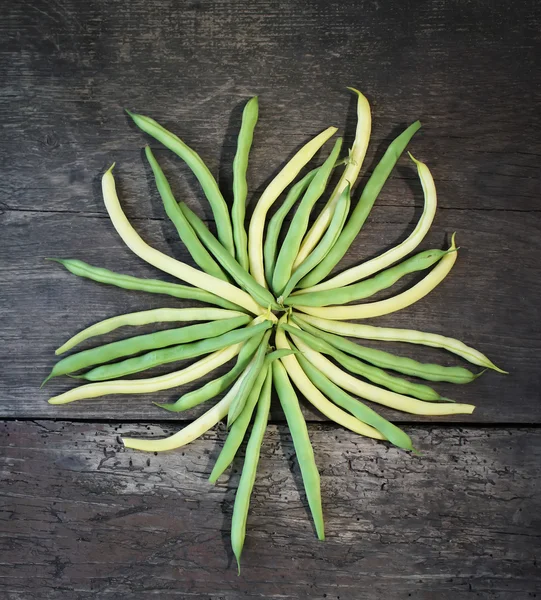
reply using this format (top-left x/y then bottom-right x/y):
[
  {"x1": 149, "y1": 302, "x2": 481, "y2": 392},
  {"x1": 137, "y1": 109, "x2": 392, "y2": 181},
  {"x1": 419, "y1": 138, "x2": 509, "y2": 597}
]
[
  {"x1": 297, "y1": 120, "x2": 422, "y2": 289},
  {"x1": 56, "y1": 307, "x2": 244, "y2": 355},
  {"x1": 287, "y1": 247, "x2": 451, "y2": 307},
  {"x1": 179, "y1": 203, "x2": 279, "y2": 311},
  {"x1": 272, "y1": 137, "x2": 343, "y2": 295},
  {"x1": 293, "y1": 315, "x2": 479, "y2": 383},
  {"x1": 280, "y1": 184, "x2": 350, "y2": 301},
  {"x1": 48, "y1": 344, "x2": 241, "y2": 405},
  {"x1": 283, "y1": 324, "x2": 449, "y2": 402},
  {"x1": 81, "y1": 320, "x2": 272, "y2": 382},
  {"x1": 275, "y1": 321, "x2": 384, "y2": 440},
  {"x1": 296, "y1": 152, "x2": 437, "y2": 294},
  {"x1": 47, "y1": 315, "x2": 250, "y2": 381},
  {"x1": 127, "y1": 111, "x2": 235, "y2": 255},
  {"x1": 272, "y1": 360, "x2": 325, "y2": 540},
  {"x1": 263, "y1": 168, "x2": 319, "y2": 285},
  {"x1": 231, "y1": 367, "x2": 272, "y2": 573},
  {"x1": 145, "y1": 146, "x2": 228, "y2": 280},
  {"x1": 297, "y1": 313, "x2": 505, "y2": 374},
  {"x1": 227, "y1": 330, "x2": 272, "y2": 425},
  {"x1": 248, "y1": 127, "x2": 338, "y2": 287},
  {"x1": 122, "y1": 361, "x2": 255, "y2": 453},
  {"x1": 232, "y1": 97, "x2": 258, "y2": 271},
  {"x1": 294, "y1": 88, "x2": 371, "y2": 266},
  {"x1": 102, "y1": 165, "x2": 264, "y2": 315},
  {"x1": 295, "y1": 233, "x2": 457, "y2": 319},
  {"x1": 159, "y1": 330, "x2": 266, "y2": 412},
  {"x1": 294, "y1": 338, "x2": 475, "y2": 416},
  {"x1": 294, "y1": 352, "x2": 414, "y2": 451},
  {"x1": 210, "y1": 364, "x2": 269, "y2": 483},
  {"x1": 48, "y1": 258, "x2": 245, "y2": 312}
]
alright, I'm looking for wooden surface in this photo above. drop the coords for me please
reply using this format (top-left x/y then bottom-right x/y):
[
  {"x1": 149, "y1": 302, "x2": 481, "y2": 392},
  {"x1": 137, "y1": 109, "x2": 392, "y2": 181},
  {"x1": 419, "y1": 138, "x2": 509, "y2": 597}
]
[
  {"x1": 1, "y1": 0, "x2": 541, "y2": 597},
  {"x1": 2, "y1": 421, "x2": 540, "y2": 599}
]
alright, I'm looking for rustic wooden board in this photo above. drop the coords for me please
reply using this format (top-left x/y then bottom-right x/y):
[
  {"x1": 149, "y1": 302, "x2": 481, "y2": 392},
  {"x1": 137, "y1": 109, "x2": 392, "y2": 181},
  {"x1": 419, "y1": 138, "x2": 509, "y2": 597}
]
[
  {"x1": 1, "y1": 420, "x2": 540, "y2": 599},
  {"x1": 2, "y1": 206, "x2": 539, "y2": 422}
]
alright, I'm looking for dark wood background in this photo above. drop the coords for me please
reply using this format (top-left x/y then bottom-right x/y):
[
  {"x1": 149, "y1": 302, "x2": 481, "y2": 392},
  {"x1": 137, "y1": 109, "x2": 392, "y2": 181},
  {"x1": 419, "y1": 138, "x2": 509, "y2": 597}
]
[{"x1": 1, "y1": 0, "x2": 540, "y2": 598}]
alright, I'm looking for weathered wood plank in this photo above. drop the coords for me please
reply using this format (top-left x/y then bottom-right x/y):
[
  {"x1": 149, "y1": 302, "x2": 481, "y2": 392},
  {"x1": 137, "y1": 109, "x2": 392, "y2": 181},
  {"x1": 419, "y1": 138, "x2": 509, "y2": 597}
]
[
  {"x1": 1, "y1": 207, "x2": 539, "y2": 422},
  {"x1": 1, "y1": 0, "x2": 540, "y2": 217},
  {"x1": 1, "y1": 420, "x2": 539, "y2": 599}
]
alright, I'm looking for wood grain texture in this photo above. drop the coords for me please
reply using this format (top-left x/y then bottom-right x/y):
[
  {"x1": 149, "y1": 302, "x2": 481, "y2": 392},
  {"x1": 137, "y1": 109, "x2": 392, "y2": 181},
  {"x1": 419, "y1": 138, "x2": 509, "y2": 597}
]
[
  {"x1": 1, "y1": 0, "x2": 540, "y2": 424},
  {"x1": 2, "y1": 206, "x2": 539, "y2": 422},
  {"x1": 1, "y1": 420, "x2": 540, "y2": 599}
]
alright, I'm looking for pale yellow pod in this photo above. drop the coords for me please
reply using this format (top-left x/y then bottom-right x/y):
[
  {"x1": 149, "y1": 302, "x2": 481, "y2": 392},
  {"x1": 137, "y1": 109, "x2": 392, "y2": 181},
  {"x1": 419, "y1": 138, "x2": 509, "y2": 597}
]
[
  {"x1": 248, "y1": 127, "x2": 338, "y2": 287},
  {"x1": 122, "y1": 359, "x2": 254, "y2": 452},
  {"x1": 275, "y1": 323, "x2": 384, "y2": 440},
  {"x1": 293, "y1": 338, "x2": 475, "y2": 416},
  {"x1": 48, "y1": 344, "x2": 241, "y2": 405},
  {"x1": 293, "y1": 89, "x2": 371, "y2": 268},
  {"x1": 295, "y1": 153, "x2": 437, "y2": 294},
  {"x1": 295, "y1": 234, "x2": 457, "y2": 319},
  {"x1": 102, "y1": 165, "x2": 264, "y2": 316}
]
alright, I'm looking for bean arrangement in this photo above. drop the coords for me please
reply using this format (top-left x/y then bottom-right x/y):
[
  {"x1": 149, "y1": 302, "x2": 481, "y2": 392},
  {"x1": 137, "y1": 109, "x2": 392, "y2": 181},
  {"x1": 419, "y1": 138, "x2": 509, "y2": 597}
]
[{"x1": 45, "y1": 89, "x2": 506, "y2": 571}]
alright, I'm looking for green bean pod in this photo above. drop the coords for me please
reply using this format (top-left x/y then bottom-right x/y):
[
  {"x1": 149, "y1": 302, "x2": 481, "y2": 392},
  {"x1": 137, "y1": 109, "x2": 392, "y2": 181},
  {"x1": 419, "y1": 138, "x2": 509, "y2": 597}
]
[
  {"x1": 272, "y1": 360, "x2": 325, "y2": 540},
  {"x1": 210, "y1": 364, "x2": 269, "y2": 483},
  {"x1": 48, "y1": 258, "x2": 246, "y2": 311},
  {"x1": 227, "y1": 330, "x2": 272, "y2": 426},
  {"x1": 231, "y1": 367, "x2": 272, "y2": 573},
  {"x1": 81, "y1": 320, "x2": 273, "y2": 382},
  {"x1": 293, "y1": 315, "x2": 479, "y2": 384},
  {"x1": 46, "y1": 315, "x2": 250, "y2": 382},
  {"x1": 280, "y1": 184, "x2": 350, "y2": 301},
  {"x1": 158, "y1": 331, "x2": 267, "y2": 413},
  {"x1": 56, "y1": 307, "x2": 244, "y2": 355},
  {"x1": 144, "y1": 146, "x2": 228, "y2": 281},
  {"x1": 126, "y1": 110, "x2": 235, "y2": 255},
  {"x1": 297, "y1": 120, "x2": 422, "y2": 289},
  {"x1": 283, "y1": 324, "x2": 448, "y2": 402},
  {"x1": 294, "y1": 351, "x2": 414, "y2": 451},
  {"x1": 232, "y1": 97, "x2": 258, "y2": 271},
  {"x1": 263, "y1": 168, "x2": 319, "y2": 285},
  {"x1": 287, "y1": 247, "x2": 451, "y2": 307},
  {"x1": 179, "y1": 203, "x2": 279, "y2": 310},
  {"x1": 272, "y1": 138, "x2": 343, "y2": 295}
]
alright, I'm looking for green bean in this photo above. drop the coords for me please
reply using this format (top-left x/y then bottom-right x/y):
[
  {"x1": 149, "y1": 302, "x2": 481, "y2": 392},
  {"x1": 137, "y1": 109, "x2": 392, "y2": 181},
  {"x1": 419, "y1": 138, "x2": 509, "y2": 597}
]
[
  {"x1": 144, "y1": 146, "x2": 228, "y2": 281},
  {"x1": 298, "y1": 153, "x2": 437, "y2": 294},
  {"x1": 102, "y1": 165, "x2": 265, "y2": 316},
  {"x1": 48, "y1": 258, "x2": 246, "y2": 311},
  {"x1": 280, "y1": 184, "x2": 350, "y2": 301},
  {"x1": 228, "y1": 330, "x2": 272, "y2": 426},
  {"x1": 283, "y1": 324, "x2": 448, "y2": 402},
  {"x1": 56, "y1": 307, "x2": 245, "y2": 355},
  {"x1": 231, "y1": 367, "x2": 272, "y2": 573},
  {"x1": 179, "y1": 203, "x2": 279, "y2": 310},
  {"x1": 294, "y1": 88, "x2": 371, "y2": 267},
  {"x1": 49, "y1": 345, "x2": 241, "y2": 405},
  {"x1": 293, "y1": 315, "x2": 479, "y2": 383},
  {"x1": 272, "y1": 360, "x2": 325, "y2": 540},
  {"x1": 263, "y1": 168, "x2": 319, "y2": 285},
  {"x1": 81, "y1": 320, "x2": 273, "y2": 382},
  {"x1": 45, "y1": 315, "x2": 250, "y2": 383},
  {"x1": 287, "y1": 247, "x2": 451, "y2": 307},
  {"x1": 248, "y1": 127, "x2": 338, "y2": 287},
  {"x1": 297, "y1": 120, "x2": 422, "y2": 289},
  {"x1": 294, "y1": 335, "x2": 475, "y2": 416},
  {"x1": 232, "y1": 97, "x2": 258, "y2": 271},
  {"x1": 272, "y1": 138, "x2": 343, "y2": 295},
  {"x1": 158, "y1": 330, "x2": 266, "y2": 412},
  {"x1": 126, "y1": 110, "x2": 235, "y2": 255},
  {"x1": 294, "y1": 351, "x2": 414, "y2": 451},
  {"x1": 210, "y1": 364, "x2": 269, "y2": 483}
]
